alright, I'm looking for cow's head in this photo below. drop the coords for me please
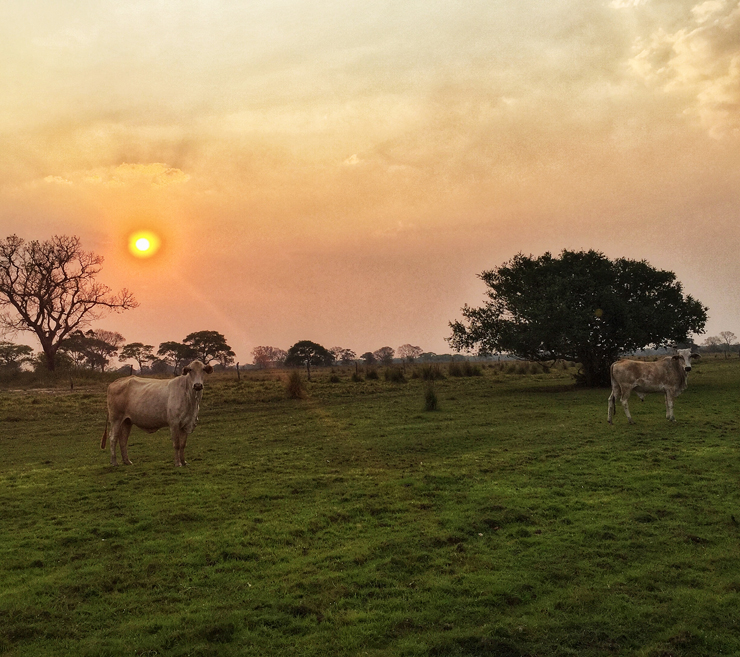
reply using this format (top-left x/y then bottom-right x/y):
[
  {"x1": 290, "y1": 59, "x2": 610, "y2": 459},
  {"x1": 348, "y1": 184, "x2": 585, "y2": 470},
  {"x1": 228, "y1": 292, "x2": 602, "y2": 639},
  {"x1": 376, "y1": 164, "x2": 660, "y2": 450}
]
[
  {"x1": 182, "y1": 360, "x2": 214, "y2": 391},
  {"x1": 672, "y1": 348, "x2": 700, "y2": 372}
]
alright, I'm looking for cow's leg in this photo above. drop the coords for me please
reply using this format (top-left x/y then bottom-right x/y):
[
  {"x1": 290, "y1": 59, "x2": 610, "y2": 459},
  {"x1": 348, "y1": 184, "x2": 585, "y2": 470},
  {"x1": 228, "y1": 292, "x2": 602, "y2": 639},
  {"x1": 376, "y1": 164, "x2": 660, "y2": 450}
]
[
  {"x1": 608, "y1": 389, "x2": 616, "y2": 424},
  {"x1": 118, "y1": 419, "x2": 133, "y2": 465},
  {"x1": 619, "y1": 388, "x2": 635, "y2": 425},
  {"x1": 109, "y1": 418, "x2": 120, "y2": 466},
  {"x1": 170, "y1": 427, "x2": 185, "y2": 467},
  {"x1": 665, "y1": 392, "x2": 676, "y2": 421},
  {"x1": 179, "y1": 432, "x2": 189, "y2": 467}
]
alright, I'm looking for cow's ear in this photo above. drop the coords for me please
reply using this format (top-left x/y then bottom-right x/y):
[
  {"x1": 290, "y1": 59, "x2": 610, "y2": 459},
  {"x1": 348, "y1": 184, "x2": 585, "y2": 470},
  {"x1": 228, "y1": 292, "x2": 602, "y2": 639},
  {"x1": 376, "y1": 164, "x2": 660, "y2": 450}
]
[
  {"x1": 690, "y1": 353, "x2": 701, "y2": 359},
  {"x1": 204, "y1": 364, "x2": 213, "y2": 374},
  {"x1": 182, "y1": 366, "x2": 191, "y2": 375}
]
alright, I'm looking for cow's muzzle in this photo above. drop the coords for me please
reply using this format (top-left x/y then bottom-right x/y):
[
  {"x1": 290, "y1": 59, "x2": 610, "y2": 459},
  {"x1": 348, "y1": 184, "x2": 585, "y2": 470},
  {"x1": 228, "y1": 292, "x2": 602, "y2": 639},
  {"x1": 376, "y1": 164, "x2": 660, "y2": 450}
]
[
  {"x1": 684, "y1": 366, "x2": 691, "y2": 372},
  {"x1": 193, "y1": 383, "x2": 203, "y2": 391}
]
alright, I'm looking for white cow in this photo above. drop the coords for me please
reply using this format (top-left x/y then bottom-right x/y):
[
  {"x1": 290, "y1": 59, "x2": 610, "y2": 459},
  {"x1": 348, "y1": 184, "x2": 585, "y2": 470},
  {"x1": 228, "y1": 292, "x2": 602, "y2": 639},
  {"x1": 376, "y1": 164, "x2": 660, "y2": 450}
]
[
  {"x1": 101, "y1": 360, "x2": 213, "y2": 466},
  {"x1": 608, "y1": 348, "x2": 699, "y2": 424}
]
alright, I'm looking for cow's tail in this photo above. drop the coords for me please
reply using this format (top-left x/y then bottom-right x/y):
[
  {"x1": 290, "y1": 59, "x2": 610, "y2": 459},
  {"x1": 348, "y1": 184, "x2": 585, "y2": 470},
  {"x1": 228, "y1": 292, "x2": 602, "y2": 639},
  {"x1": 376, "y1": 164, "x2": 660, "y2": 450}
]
[{"x1": 101, "y1": 412, "x2": 109, "y2": 450}]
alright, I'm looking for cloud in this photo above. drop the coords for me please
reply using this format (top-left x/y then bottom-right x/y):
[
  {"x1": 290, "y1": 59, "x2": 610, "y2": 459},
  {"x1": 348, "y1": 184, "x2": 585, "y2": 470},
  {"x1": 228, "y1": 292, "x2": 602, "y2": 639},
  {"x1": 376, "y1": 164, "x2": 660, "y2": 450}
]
[
  {"x1": 343, "y1": 154, "x2": 361, "y2": 166},
  {"x1": 609, "y1": 0, "x2": 648, "y2": 8},
  {"x1": 43, "y1": 175, "x2": 72, "y2": 185},
  {"x1": 628, "y1": 0, "x2": 740, "y2": 137},
  {"x1": 42, "y1": 163, "x2": 191, "y2": 188}
]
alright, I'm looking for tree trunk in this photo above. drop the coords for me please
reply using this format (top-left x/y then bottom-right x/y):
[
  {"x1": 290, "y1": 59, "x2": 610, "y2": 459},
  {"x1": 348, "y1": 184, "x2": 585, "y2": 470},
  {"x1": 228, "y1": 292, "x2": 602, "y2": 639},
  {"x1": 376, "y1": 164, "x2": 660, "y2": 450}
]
[
  {"x1": 42, "y1": 344, "x2": 57, "y2": 372},
  {"x1": 578, "y1": 353, "x2": 613, "y2": 387},
  {"x1": 306, "y1": 361, "x2": 311, "y2": 381}
]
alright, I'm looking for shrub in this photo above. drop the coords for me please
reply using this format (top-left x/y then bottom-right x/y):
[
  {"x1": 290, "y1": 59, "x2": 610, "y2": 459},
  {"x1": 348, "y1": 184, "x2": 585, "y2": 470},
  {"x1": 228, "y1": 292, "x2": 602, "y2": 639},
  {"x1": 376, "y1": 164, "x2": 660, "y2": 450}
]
[
  {"x1": 424, "y1": 382, "x2": 439, "y2": 411},
  {"x1": 384, "y1": 367, "x2": 406, "y2": 383},
  {"x1": 462, "y1": 362, "x2": 482, "y2": 376},
  {"x1": 419, "y1": 364, "x2": 445, "y2": 381},
  {"x1": 449, "y1": 361, "x2": 482, "y2": 377},
  {"x1": 351, "y1": 372, "x2": 363, "y2": 382},
  {"x1": 286, "y1": 370, "x2": 305, "y2": 399},
  {"x1": 329, "y1": 374, "x2": 341, "y2": 383},
  {"x1": 366, "y1": 368, "x2": 379, "y2": 380}
]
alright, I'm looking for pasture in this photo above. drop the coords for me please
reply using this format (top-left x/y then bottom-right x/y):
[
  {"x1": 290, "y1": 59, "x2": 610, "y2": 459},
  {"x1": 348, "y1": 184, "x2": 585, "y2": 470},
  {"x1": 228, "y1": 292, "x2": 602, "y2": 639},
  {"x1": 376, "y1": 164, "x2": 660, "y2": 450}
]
[{"x1": 1, "y1": 358, "x2": 740, "y2": 656}]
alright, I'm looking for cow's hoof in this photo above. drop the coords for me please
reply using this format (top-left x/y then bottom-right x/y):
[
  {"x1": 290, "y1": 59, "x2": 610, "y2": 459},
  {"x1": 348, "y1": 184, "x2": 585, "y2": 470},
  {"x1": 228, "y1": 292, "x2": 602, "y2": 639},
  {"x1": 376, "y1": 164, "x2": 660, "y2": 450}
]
[{"x1": 123, "y1": 460, "x2": 133, "y2": 465}]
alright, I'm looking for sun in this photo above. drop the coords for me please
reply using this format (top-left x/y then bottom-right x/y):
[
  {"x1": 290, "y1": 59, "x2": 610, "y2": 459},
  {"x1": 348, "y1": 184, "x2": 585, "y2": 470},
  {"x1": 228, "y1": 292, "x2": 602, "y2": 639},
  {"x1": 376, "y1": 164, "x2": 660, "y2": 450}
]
[{"x1": 128, "y1": 230, "x2": 161, "y2": 258}]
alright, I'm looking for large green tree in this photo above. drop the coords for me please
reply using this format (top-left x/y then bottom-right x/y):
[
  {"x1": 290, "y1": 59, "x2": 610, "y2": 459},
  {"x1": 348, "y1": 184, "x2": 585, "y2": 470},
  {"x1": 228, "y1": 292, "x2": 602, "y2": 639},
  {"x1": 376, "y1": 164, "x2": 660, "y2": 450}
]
[
  {"x1": 183, "y1": 330, "x2": 235, "y2": 367},
  {"x1": 0, "y1": 341, "x2": 33, "y2": 371},
  {"x1": 285, "y1": 340, "x2": 333, "y2": 381},
  {"x1": 120, "y1": 342, "x2": 156, "y2": 372},
  {"x1": 448, "y1": 250, "x2": 707, "y2": 386},
  {"x1": 157, "y1": 341, "x2": 196, "y2": 374}
]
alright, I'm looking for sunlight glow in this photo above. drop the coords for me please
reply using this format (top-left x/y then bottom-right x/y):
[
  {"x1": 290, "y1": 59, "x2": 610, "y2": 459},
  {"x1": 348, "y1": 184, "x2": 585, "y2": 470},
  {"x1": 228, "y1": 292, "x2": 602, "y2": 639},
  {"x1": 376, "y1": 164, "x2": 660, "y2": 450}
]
[{"x1": 129, "y1": 230, "x2": 161, "y2": 258}]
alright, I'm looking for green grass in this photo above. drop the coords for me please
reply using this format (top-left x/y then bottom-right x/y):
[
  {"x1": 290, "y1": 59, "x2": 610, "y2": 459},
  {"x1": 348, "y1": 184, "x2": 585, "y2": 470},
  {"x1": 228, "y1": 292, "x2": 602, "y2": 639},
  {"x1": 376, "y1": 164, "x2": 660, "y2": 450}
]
[{"x1": 1, "y1": 360, "x2": 740, "y2": 656}]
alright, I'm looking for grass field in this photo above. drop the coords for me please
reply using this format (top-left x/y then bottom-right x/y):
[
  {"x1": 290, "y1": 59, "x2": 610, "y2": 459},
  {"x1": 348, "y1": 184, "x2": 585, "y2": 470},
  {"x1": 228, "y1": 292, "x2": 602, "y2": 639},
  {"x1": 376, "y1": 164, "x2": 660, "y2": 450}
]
[{"x1": 1, "y1": 358, "x2": 740, "y2": 656}]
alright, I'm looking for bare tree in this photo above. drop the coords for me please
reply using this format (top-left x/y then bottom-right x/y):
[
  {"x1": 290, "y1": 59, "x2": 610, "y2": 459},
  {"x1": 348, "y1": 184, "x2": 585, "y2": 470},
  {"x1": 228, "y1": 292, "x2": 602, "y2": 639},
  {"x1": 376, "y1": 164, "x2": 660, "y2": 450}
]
[
  {"x1": 373, "y1": 346, "x2": 395, "y2": 366},
  {"x1": 252, "y1": 345, "x2": 287, "y2": 369},
  {"x1": 719, "y1": 331, "x2": 738, "y2": 358},
  {"x1": 0, "y1": 235, "x2": 137, "y2": 371},
  {"x1": 330, "y1": 347, "x2": 357, "y2": 365},
  {"x1": 397, "y1": 344, "x2": 423, "y2": 363}
]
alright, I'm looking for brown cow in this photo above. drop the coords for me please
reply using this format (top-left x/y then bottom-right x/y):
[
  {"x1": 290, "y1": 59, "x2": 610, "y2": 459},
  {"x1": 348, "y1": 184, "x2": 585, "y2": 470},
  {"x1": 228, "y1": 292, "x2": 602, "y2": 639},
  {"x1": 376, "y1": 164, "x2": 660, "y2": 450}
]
[
  {"x1": 101, "y1": 360, "x2": 213, "y2": 466},
  {"x1": 608, "y1": 349, "x2": 699, "y2": 424}
]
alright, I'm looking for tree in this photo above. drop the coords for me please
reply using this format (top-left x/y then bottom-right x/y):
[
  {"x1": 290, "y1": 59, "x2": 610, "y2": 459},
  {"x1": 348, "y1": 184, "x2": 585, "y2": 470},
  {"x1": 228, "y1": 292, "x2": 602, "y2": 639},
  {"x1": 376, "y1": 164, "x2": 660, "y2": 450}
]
[
  {"x1": 360, "y1": 351, "x2": 376, "y2": 366},
  {"x1": 0, "y1": 235, "x2": 137, "y2": 371},
  {"x1": 373, "y1": 346, "x2": 395, "y2": 366},
  {"x1": 183, "y1": 330, "x2": 235, "y2": 366},
  {"x1": 58, "y1": 331, "x2": 94, "y2": 368},
  {"x1": 0, "y1": 341, "x2": 33, "y2": 371},
  {"x1": 330, "y1": 347, "x2": 357, "y2": 365},
  {"x1": 252, "y1": 346, "x2": 287, "y2": 369},
  {"x1": 284, "y1": 340, "x2": 333, "y2": 381},
  {"x1": 120, "y1": 342, "x2": 156, "y2": 372},
  {"x1": 157, "y1": 341, "x2": 196, "y2": 375},
  {"x1": 702, "y1": 335, "x2": 722, "y2": 353},
  {"x1": 448, "y1": 250, "x2": 707, "y2": 386},
  {"x1": 397, "y1": 344, "x2": 423, "y2": 363},
  {"x1": 58, "y1": 329, "x2": 124, "y2": 371},
  {"x1": 719, "y1": 331, "x2": 738, "y2": 358},
  {"x1": 82, "y1": 329, "x2": 125, "y2": 372}
]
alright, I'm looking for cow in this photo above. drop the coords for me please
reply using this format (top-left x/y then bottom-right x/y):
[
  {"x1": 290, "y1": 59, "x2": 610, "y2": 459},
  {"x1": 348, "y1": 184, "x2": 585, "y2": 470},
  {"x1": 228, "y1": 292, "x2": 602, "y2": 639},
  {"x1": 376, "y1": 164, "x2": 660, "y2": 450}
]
[
  {"x1": 101, "y1": 360, "x2": 213, "y2": 466},
  {"x1": 607, "y1": 348, "x2": 699, "y2": 424}
]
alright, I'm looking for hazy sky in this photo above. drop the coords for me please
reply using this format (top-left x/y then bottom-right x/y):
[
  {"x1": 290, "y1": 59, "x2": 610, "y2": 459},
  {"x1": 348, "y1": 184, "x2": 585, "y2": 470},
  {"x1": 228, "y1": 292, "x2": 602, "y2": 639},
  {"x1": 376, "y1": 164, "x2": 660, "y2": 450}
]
[{"x1": 2, "y1": 0, "x2": 739, "y2": 361}]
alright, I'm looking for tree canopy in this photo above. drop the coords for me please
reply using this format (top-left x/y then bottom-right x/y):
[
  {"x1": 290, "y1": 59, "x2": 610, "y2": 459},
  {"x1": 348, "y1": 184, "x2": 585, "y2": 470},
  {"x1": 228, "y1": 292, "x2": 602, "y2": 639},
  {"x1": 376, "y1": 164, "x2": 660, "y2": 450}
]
[
  {"x1": 285, "y1": 340, "x2": 333, "y2": 380},
  {"x1": 157, "y1": 341, "x2": 196, "y2": 374},
  {"x1": 120, "y1": 342, "x2": 156, "y2": 372},
  {"x1": 448, "y1": 250, "x2": 707, "y2": 386},
  {"x1": 0, "y1": 235, "x2": 137, "y2": 370},
  {"x1": 0, "y1": 341, "x2": 33, "y2": 371},
  {"x1": 183, "y1": 331, "x2": 235, "y2": 366},
  {"x1": 373, "y1": 346, "x2": 395, "y2": 366}
]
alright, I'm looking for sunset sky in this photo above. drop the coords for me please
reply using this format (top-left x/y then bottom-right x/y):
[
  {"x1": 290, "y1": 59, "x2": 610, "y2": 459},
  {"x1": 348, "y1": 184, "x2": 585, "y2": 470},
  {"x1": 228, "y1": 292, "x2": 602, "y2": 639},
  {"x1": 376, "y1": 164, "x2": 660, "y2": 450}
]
[{"x1": 2, "y1": 0, "x2": 739, "y2": 362}]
